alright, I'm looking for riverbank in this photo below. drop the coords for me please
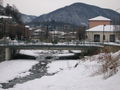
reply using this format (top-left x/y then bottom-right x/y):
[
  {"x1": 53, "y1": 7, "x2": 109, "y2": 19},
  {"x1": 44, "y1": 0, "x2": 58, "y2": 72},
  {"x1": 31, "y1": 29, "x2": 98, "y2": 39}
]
[
  {"x1": 0, "y1": 50, "x2": 120, "y2": 90},
  {"x1": 14, "y1": 50, "x2": 82, "y2": 60}
]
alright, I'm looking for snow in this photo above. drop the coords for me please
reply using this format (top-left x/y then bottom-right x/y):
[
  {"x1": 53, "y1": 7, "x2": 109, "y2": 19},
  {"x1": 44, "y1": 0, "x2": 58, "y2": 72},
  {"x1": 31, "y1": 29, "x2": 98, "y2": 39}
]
[
  {"x1": 0, "y1": 15, "x2": 12, "y2": 19},
  {"x1": 20, "y1": 50, "x2": 76, "y2": 58},
  {"x1": 25, "y1": 25, "x2": 30, "y2": 28},
  {"x1": 113, "y1": 50, "x2": 120, "y2": 57},
  {"x1": 49, "y1": 31, "x2": 66, "y2": 35},
  {"x1": 89, "y1": 16, "x2": 111, "y2": 21},
  {"x1": 53, "y1": 53, "x2": 74, "y2": 57},
  {"x1": 87, "y1": 25, "x2": 120, "y2": 32},
  {"x1": 0, "y1": 50, "x2": 120, "y2": 90},
  {"x1": 47, "y1": 60, "x2": 78, "y2": 73},
  {"x1": 104, "y1": 42, "x2": 120, "y2": 46},
  {"x1": 71, "y1": 50, "x2": 81, "y2": 53},
  {"x1": 19, "y1": 50, "x2": 40, "y2": 57},
  {"x1": 17, "y1": 72, "x2": 31, "y2": 78},
  {"x1": 3, "y1": 60, "x2": 120, "y2": 90},
  {"x1": 0, "y1": 60, "x2": 38, "y2": 83},
  {"x1": 34, "y1": 29, "x2": 43, "y2": 32}
]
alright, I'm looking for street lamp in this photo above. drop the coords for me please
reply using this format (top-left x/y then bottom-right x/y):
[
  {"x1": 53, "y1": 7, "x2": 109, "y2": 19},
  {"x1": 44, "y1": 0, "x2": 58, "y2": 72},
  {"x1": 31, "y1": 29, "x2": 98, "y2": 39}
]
[{"x1": 103, "y1": 24, "x2": 106, "y2": 44}]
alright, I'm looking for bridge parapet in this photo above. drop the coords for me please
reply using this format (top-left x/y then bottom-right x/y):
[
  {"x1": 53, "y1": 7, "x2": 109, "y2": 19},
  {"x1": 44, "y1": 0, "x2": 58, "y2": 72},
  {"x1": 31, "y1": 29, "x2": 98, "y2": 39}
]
[
  {"x1": 0, "y1": 42, "x2": 105, "y2": 61},
  {"x1": 0, "y1": 42, "x2": 103, "y2": 50}
]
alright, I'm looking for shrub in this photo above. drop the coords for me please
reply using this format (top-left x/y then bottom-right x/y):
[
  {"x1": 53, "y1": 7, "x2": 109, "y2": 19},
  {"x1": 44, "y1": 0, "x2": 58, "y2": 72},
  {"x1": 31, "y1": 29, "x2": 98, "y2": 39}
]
[{"x1": 99, "y1": 49, "x2": 119, "y2": 79}]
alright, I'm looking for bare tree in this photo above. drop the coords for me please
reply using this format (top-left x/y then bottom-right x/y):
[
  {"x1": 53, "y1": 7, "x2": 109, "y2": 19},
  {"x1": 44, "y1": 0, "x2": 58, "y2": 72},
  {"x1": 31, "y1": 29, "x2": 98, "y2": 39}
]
[
  {"x1": 5, "y1": 4, "x2": 23, "y2": 24},
  {"x1": 76, "y1": 26, "x2": 86, "y2": 42},
  {"x1": 0, "y1": 0, "x2": 3, "y2": 6}
]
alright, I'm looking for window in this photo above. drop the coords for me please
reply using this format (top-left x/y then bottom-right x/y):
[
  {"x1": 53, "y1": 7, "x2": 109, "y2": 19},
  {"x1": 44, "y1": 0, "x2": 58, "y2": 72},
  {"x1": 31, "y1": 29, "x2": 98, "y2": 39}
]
[
  {"x1": 110, "y1": 34, "x2": 115, "y2": 42},
  {"x1": 94, "y1": 34, "x2": 100, "y2": 42}
]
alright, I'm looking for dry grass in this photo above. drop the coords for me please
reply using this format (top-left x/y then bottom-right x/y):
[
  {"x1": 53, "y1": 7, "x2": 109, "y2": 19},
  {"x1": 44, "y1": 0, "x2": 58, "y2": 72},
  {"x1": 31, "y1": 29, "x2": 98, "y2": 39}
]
[{"x1": 98, "y1": 48, "x2": 119, "y2": 79}]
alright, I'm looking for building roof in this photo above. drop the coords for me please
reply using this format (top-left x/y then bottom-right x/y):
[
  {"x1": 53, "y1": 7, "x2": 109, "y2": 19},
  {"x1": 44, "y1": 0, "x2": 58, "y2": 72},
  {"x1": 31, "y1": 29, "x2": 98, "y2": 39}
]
[
  {"x1": 34, "y1": 29, "x2": 43, "y2": 32},
  {"x1": 49, "y1": 31, "x2": 66, "y2": 35},
  {"x1": 0, "y1": 15, "x2": 12, "y2": 19},
  {"x1": 89, "y1": 16, "x2": 111, "y2": 21},
  {"x1": 86, "y1": 25, "x2": 120, "y2": 32}
]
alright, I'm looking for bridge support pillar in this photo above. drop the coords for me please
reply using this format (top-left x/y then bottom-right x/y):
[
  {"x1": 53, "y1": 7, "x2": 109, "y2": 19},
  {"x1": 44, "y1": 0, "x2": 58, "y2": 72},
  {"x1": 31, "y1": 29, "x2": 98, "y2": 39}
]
[{"x1": 5, "y1": 48, "x2": 11, "y2": 60}]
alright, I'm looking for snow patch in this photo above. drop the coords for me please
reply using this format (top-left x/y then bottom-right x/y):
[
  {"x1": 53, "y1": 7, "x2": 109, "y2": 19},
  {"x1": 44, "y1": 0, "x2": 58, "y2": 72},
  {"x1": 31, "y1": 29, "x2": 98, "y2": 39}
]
[{"x1": 0, "y1": 60, "x2": 38, "y2": 83}]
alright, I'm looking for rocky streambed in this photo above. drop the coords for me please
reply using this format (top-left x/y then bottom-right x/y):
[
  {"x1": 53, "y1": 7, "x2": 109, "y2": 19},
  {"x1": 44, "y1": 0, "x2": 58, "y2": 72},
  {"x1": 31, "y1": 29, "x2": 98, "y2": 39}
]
[{"x1": 0, "y1": 60, "x2": 55, "y2": 89}]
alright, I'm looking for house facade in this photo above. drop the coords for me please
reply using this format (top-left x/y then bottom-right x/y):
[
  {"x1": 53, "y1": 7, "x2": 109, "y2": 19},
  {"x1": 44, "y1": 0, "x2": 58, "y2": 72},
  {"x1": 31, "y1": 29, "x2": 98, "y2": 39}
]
[
  {"x1": 86, "y1": 25, "x2": 120, "y2": 42},
  {"x1": 31, "y1": 29, "x2": 46, "y2": 42},
  {"x1": 86, "y1": 16, "x2": 120, "y2": 43},
  {"x1": 0, "y1": 15, "x2": 30, "y2": 40}
]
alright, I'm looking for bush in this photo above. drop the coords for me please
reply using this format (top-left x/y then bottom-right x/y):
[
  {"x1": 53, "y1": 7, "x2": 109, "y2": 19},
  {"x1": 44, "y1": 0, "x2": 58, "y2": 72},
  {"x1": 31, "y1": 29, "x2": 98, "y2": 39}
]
[
  {"x1": 52, "y1": 39, "x2": 58, "y2": 44},
  {"x1": 99, "y1": 49, "x2": 119, "y2": 79}
]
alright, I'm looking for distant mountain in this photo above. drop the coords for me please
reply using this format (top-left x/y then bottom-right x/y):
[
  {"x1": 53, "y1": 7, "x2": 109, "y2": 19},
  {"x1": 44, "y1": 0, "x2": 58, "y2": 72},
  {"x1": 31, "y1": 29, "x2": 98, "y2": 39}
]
[
  {"x1": 30, "y1": 3, "x2": 120, "y2": 26},
  {"x1": 20, "y1": 14, "x2": 37, "y2": 24}
]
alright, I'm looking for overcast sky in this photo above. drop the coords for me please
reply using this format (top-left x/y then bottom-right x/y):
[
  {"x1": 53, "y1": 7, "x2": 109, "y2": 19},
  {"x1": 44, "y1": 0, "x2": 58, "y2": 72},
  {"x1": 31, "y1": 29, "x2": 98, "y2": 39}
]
[{"x1": 5, "y1": 0, "x2": 120, "y2": 16}]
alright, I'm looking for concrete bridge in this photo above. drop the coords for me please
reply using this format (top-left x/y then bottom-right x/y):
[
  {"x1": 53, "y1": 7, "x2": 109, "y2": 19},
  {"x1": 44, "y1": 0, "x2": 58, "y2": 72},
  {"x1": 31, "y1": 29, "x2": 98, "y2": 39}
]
[
  {"x1": 0, "y1": 42, "x2": 103, "y2": 49},
  {"x1": 0, "y1": 42, "x2": 104, "y2": 60},
  {"x1": 0, "y1": 42, "x2": 120, "y2": 60}
]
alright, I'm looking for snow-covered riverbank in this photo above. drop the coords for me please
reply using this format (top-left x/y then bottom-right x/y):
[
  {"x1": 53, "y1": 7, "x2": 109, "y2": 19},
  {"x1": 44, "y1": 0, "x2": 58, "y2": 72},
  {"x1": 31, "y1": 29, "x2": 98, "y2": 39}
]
[
  {"x1": 18, "y1": 50, "x2": 81, "y2": 60},
  {"x1": 0, "y1": 60, "x2": 38, "y2": 83},
  {"x1": 0, "y1": 50, "x2": 120, "y2": 90}
]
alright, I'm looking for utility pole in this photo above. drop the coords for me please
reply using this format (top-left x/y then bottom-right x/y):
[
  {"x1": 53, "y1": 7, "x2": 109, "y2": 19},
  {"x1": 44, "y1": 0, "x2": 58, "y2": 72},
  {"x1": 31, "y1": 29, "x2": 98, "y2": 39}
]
[{"x1": 103, "y1": 24, "x2": 106, "y2": 44}]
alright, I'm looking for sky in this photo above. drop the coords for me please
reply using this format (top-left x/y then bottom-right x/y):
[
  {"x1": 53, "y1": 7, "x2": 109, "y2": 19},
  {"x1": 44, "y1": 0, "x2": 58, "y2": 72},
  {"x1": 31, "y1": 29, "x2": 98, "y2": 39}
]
[{"x1": 4, "y1": 0, "x2": 120, "y2": 16}]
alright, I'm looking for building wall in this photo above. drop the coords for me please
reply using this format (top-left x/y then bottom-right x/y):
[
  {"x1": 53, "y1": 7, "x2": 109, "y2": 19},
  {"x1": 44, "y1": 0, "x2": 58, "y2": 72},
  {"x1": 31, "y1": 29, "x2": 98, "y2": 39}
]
[
  {"x1": 89, "y1": 20, "x2": 111, "y2": 28},
  {"x1": 86, "y1": 31, "x2": 116, "y2": 42},
  {"x1": 0, "y1": 24, "x2": 30, "y2": 40}
]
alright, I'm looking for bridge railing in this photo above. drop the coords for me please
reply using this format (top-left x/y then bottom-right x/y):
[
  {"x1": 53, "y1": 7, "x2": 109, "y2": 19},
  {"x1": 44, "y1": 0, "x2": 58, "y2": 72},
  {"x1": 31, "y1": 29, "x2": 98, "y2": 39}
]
[{"x1": 0, "y1": 40, "x2": 104, "y2": 47}]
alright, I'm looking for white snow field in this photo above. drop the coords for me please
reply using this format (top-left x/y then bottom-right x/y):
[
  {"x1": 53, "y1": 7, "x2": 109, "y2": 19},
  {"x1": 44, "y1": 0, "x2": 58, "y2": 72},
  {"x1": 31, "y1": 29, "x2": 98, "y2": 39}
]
[
  {"x1": 0, "y1": 50, "x2": 120, "y2": 90},
  {"x1": 0, "y1": 60, "x2": 38, "y2": 83},
  {"x1": 19, "y1": 50, "x2": 74, "y2": 57}
]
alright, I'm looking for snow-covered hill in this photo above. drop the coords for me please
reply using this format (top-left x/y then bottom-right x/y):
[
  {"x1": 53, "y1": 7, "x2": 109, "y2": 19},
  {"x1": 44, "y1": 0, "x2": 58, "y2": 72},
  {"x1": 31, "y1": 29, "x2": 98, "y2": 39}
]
[
  {"x1": 31, "y1": 3, "x2": 120, "y2": 26},
  {"x1": 20, "y1": 14, "x2": 37, "y2": 24}
]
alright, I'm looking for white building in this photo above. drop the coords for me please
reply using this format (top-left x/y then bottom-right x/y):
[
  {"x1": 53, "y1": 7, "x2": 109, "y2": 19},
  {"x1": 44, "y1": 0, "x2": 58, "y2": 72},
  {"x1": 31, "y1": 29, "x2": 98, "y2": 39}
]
[
  {"x1": 31, "y1": 29, "x2": 46, "y2": 41},
  {"x1": 86, "y1": 25, "x2": 120, "y2": 42}
]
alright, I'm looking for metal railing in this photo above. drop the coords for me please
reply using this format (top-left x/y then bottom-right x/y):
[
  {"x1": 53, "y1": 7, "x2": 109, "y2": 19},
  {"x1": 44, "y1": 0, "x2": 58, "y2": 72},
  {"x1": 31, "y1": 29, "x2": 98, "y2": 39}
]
[{"x1": 0, "y1": 40, "x2": 104, "y2": 47}]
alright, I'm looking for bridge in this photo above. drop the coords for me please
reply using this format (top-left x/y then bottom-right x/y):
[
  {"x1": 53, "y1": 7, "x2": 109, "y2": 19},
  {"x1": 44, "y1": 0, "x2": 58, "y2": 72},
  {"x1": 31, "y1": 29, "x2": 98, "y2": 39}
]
[
  {"x1": 0, "y1": 41, "x2": 120, "y2": 60},
  {"x1": 0, "y1": 41, "x2": 104, "y2": 60},
  {"x1": 0, "y1": 42, "x2": 103, "y2": 50}
]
